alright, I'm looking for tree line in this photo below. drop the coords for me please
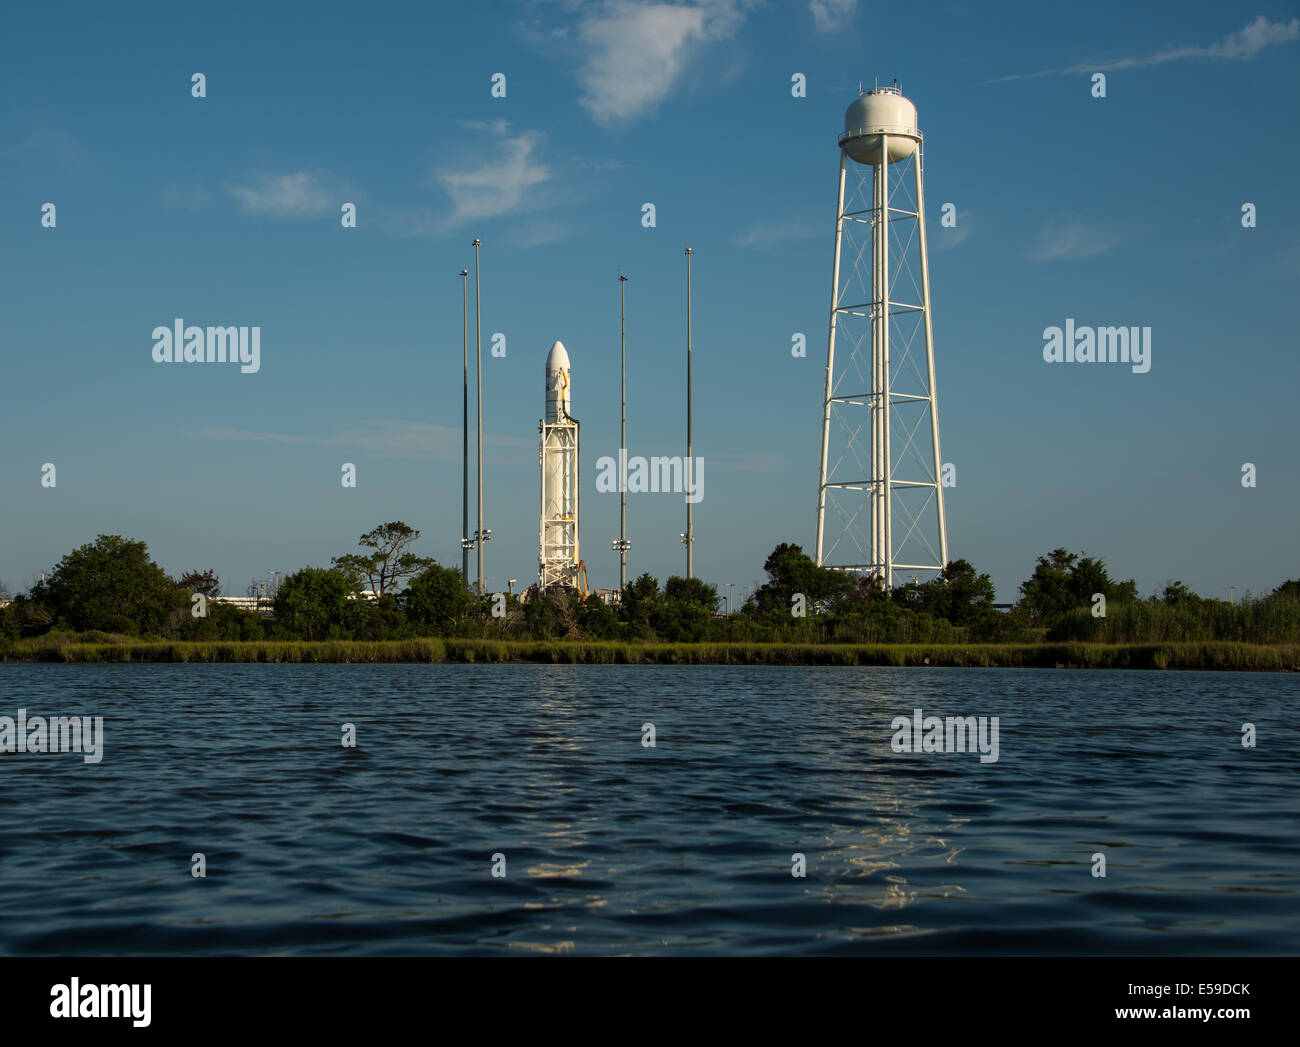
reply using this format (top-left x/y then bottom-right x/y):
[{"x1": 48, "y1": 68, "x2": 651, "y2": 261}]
[{"x1": 2, "y1": 524, "x2": 1297, "y2": 649}]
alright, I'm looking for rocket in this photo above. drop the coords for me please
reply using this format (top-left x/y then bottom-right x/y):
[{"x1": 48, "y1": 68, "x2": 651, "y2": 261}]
[{"x1": 539, "y1": 341, "x2": 581, "y2": 590}]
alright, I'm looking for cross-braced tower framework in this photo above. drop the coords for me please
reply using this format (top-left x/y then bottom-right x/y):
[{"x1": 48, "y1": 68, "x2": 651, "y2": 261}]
[{"x1": 815, "y1": 85, "x2": 948, "y2": 589}]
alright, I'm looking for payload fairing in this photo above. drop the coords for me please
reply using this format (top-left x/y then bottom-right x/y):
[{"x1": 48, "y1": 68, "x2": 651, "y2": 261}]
[{"x1": 539, "y1": 341, "x2": 581, "y2": 590}]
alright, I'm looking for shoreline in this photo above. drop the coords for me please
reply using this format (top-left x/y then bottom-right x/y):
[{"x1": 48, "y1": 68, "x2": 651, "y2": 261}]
[{"x1": 3, "y1": 638, "x2": 1298, "y2": 671}]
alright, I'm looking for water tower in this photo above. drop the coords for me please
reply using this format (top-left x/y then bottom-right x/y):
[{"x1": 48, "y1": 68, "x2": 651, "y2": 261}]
[{"x1": 814, "y1": 83, "x2": 948, "y2": 589}]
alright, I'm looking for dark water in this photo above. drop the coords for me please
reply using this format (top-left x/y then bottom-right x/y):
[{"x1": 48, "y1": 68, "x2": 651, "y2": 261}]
[{"x1": 0, "y1": 664, "x2": 1295, "y2": 955}]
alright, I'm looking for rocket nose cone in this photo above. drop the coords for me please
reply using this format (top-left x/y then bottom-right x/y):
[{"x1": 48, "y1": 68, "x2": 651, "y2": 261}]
[{"x1": 546, "y1": 340, "x2": 570, "y2": 372}]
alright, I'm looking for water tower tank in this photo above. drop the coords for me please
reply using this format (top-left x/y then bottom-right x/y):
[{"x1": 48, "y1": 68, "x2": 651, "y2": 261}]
[{"x1": 841, "y1": 86, "x2": 919, "y2": 165}]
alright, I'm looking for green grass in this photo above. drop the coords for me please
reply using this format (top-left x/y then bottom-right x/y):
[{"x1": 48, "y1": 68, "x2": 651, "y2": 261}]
[{"x1": 4, "y1": 636, "x2": 1299, "y2": 670}]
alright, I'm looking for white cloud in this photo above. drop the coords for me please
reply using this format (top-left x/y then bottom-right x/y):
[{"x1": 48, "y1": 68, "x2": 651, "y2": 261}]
[
  {"x1": 810, "y1": 0, "x2": 857, "y2": 33},
  {"x1": 1031, "y1": 221, "x2": 1124, "y2": 262},
  {"x1": 436, "y1": 122, "x2": 551, "y2": 225},
  {"x1": 992, "y1": 15, "x2": 1299, "y2": 82},
  {"x1": 199, "y1": 421, "x2": 532, "y2": 462},
  {"x1": 737, "y1": 218, "x2": 822, "y2": 247},
  {"x1": 576, "y1": 0, "x2": 750, "y2": 124},
  {"x1": 935, "y1": 211, "x2": 973, "y2": 250},
  {"x1": 227, "y1": 169, "x2": 345, "y2": 215},
  {"x1": 458, "y1": 118, "x2": 512, "y2": 136},
  {"x1": 226, "y1": 170, "x2": 341, "y2": 217}
]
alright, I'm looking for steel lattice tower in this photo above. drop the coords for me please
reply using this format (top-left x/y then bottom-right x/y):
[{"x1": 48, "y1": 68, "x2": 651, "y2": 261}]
[{"x1": 815, "y1": 84, "x2": 948, "y2": 589}]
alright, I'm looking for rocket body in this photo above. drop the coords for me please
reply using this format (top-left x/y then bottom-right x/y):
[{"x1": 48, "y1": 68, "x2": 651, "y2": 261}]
[
  {"x1": 539, "y1": 341, "x2": 580, "y2": 590},
  {"x1": 545, "y1": 340, "x2": 571, "y2": 423}
]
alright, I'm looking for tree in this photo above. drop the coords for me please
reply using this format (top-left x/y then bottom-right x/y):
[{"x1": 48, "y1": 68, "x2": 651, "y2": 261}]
[
  {"x1": 912, "y1": 559, "x2": 998, "y2": 629},
  {"x1": 527, "y1": 587, "x2": 583, "y2": 639},
  {"x1": 620, "y1": 572, "x2": 662, "y2": 635},
  {"x1": 332, "y1": 521, "x2": 433, "y2": 596},
  {"x1": 405, "y1": 562, "x2": 473, "y2": 634},
  {"x1": 1019, "y1": 548, "x2": 1136, "y2": 626},
  {"x1": 753, "y1": 542, "x2": 856, "y2": 616},
  {"x1": 40, "y1": 535, "x2": 185, "y2": 634},
  {"x1": 177, "y1": 569, "x2": 221, "y2": 598},
  {"x1": 579, "y1": 592, "x2": 620, "y2": 639},
  {"x1": 176, "y1": 602, "x2": 264, "y2": 642},
  {"x1": 656, "y1": 575, "x2": 720, "y2": 641},
  {"x1": 1018, "y1": 548, "x2": 1078, "y2": 624},
  {"x1": 1158, "y1": 580, "x2": 1199, "y2": 607},
  {"x1": 273, "y1": 567, "x2": 353, "y2": 640},
  {"x1": 347, "y1": 592, "x2": 405, "y2": 642},
  {"x1": 662, "y1": 576, "x2": 718, "y2": 608},
  {"x1": 1269, "y1": 579, "x2": 1300, "y2": 602}
]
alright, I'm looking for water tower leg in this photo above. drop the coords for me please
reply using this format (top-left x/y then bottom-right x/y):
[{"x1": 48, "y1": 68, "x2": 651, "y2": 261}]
[
  {"x1": 914, "y1": 140, "x2": 948, "y2": 569},
  {"x1": 877, "y1": 133, "x2": 893, "y2": 591},
  {"x1": 816, "y1": 150, "x2": 848, "y2": 567}
]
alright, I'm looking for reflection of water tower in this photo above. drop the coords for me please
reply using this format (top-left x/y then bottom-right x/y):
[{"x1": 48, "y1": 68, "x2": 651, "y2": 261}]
[{"x1": 815, "y1": 82, "x2": 947, "y2": 589}]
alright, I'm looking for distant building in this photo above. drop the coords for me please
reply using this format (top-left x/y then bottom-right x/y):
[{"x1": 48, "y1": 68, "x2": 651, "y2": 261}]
[
  {"x1": 210, "y1": 596, "x2": 274, "y2": 616},
  {"x1": 210, "y1": 589, "x2": 379, "y2": 620}
]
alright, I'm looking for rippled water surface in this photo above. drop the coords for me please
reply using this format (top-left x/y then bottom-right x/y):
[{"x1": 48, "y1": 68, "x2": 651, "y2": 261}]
[{"x1": 0, "y1": 664, "x2": 1295, "y2": 955}]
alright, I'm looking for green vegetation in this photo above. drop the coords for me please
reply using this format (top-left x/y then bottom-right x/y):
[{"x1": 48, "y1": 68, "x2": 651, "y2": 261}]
[
  {"x1": 2, "y1": 526, "x2": 1298, "y2": 669},
  {"x1": 331, "y1": 521, "x2": 434, "y2": 596},
  {"x1": 5, "y1": 635, "x2": 1297, "y2": 671}
]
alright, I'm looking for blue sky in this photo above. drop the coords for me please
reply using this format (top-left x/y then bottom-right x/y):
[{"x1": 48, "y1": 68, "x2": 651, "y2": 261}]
[{"x1": 2, "y1": 0, "x2": 1298, "y2": 604}]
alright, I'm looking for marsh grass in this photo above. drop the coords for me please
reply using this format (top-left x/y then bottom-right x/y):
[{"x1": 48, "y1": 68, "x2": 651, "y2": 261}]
[{"x1": 6, "y1": 635, "x2": 1298, "y2": 670}]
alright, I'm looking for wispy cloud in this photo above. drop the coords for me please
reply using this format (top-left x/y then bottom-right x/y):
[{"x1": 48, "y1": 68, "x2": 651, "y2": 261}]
[
  {"x1": 737, "y1": 218, "x2": 822, "y2": 248},
  {"x1": 810, "y1": 0, "x2": 857, "y2": 33},
  {"x1": 435, "y1": 120, "x2": 551, "y2": 225},
  {"x1": 574, "y1": 0, "x2": 752, "y2": 125},
  {"x1": 226, "y1": 170, "x2": 345, "y2": 217},
  {"x1": 992, "y1": 15, "x2": 1300, "y2": 82},
  {"x1": 1, "y1": 112, "x2": 92, "y2": 170},
  {"x1": 935, "y1": 210, "x2": 974, "y2": 250},
  {"x1": 199, "y1": 421, "x2": 532, "y2": 463},
  {"x1": 1031, "y1": 220, "x2": 1124, "y2": 262}
]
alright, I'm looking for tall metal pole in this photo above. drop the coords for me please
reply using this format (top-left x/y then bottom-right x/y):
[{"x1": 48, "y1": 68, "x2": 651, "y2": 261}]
[
  {"x1": 473, "y1": 238, "x2": 484, "y2": 595},
  {"x1": 461, "y1": 268, "x2": 470, "y2": 583},
  {"x1": 685, "y1": 246, "x2": 694, "y2": 579},
  {"x1": 619, "y1": 273, "x2": 629, "y2": 590}
]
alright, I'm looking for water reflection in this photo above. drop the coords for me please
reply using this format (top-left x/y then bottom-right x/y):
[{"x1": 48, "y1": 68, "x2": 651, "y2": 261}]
[{"x1": 1, "y1": 663, "x2": 1295, "y2": 955}]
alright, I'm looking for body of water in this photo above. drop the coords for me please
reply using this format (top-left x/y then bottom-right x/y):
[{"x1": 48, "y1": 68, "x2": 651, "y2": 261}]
[{"x1": 0, "y1": 664, "x2": 1295, "y2": 955}]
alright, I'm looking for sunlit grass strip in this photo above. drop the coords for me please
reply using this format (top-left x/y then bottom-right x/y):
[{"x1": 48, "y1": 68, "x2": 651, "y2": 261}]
[
  {"x1": 4, "y1": 637, "x2": 1299, "y2": 670},
  {"x1": 6, "y1": 639, "x2": 448, "y2": 663}
]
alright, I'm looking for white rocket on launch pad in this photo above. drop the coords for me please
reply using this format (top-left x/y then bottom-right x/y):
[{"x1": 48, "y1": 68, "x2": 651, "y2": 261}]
[{"x1": 539, "y1": 340, "x2": 582, "y2": 591}]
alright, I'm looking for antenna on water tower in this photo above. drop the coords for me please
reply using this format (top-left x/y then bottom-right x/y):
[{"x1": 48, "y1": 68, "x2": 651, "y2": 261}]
[{"x1": 814, "y1": 80, "x2": 948, "y2": 590}]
